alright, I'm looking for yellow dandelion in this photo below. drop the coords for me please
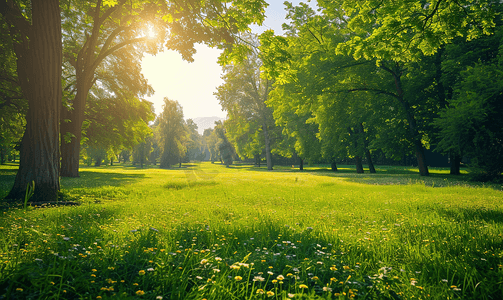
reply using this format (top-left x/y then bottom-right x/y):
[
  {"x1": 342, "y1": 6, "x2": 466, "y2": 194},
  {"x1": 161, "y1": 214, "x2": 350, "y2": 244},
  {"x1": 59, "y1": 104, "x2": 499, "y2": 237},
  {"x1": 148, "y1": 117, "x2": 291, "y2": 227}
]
[
  {"x1": 16, "y1": 288, "x2": 23, "y2": 292},
  {"x1": 312, "y1": 276, "x2": 319, "y2": 280},
  {"x1": 235, "y1": 276, "x2": 243, "y2": 281},
  {"x1": 136, "y1": 290, "x2": 145, "y2": 296},
  {"x1": 138, "y1": 270, "x2": 146, "y2": 275},
  {"x1": 256, "y1": 289, "x2": 265, "y2": 294},
  {"x1": 266, "y1": 291, "x2": 275, "y2": 297},
  {"x1": 299, "y1": 284, "x2": 308, "y2": 289},
  {"x1": 343, "y1": 266, "x2": 350, "y2": 270}
]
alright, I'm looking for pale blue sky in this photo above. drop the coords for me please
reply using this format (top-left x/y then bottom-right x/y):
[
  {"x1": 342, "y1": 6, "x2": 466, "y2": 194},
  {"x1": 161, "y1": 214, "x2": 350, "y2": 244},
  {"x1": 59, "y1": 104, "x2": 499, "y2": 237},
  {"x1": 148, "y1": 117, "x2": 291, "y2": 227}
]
[{"x1": 141, "y1": 1, "x2": 316, "y2": 120}]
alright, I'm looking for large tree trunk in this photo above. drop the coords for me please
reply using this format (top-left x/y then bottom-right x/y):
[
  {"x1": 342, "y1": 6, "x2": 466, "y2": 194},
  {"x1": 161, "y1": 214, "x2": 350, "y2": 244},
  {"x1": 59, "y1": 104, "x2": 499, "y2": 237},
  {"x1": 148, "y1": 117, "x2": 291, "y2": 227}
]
[
  {"x1": 262, "y1": 123, "x2": 273, "y2": 170},
  {"x1": 331, "y1": 161, "x2": 338, "y2": 171},
  {"x1": 348, "y1": 126, "x2": 364, "y2": 174},
  {"x1": 5, "y1": 0, "x2": 62, "y2": 202},
  {"x1": 355, "y1": 156, "x2": 364, "y2": 173},
  {"x1": 450, "y1": 152, "x2": 461, "y2": 175},
  {"x1": 365, "y1": 149, "x2": 376, "y2": 173},
  {"x1": 299, "y1": 158, "x2": 304, "y2": 171},
  {"x1": 0, "y1": 145, "x2": 5, "y2": 165},
  {"x1": 359, "y1": 123, "x2": 376, "y2": 173}
]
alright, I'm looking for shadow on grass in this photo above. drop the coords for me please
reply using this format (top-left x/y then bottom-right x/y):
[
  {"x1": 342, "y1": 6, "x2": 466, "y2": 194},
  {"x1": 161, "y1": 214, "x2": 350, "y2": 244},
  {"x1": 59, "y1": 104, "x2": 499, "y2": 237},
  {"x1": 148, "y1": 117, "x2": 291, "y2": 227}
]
[
  {"x1": 62, "y1": 170, "x2": 146, "y2": 189},
  {"x1": 435, "y1": 206, "x2": 503, "y2": 224}
]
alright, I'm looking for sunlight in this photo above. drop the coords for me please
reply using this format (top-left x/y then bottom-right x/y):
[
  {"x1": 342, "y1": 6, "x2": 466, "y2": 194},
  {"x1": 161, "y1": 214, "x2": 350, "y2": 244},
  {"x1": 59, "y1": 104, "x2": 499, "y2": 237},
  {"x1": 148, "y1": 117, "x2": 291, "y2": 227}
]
[
  {"x1": 146, "y1": 24, "x2": 156, "y2": 39},
  {"x1": 141, "y1": 44, "x2": 226, "y2": 119}
]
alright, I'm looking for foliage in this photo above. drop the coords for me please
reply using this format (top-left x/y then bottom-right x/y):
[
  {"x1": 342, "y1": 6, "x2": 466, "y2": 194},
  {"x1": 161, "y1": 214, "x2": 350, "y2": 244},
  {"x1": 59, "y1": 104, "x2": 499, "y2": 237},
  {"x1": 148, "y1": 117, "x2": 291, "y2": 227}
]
[
  {"x1": 214, "y1": 121, "x2": 235, "y2": 167},
  {"x1": 82, "y1": 86, "x2": 155, "y2": 164},
  {"x1": 157, "y1": 98, "x2": 187, "y2": 168},
  {"x1": 436, "y1": 63, "x2": 503, "y2": 180},
  {"x1": 319, "y1": 0, "x2": 499, "y2": 62}
]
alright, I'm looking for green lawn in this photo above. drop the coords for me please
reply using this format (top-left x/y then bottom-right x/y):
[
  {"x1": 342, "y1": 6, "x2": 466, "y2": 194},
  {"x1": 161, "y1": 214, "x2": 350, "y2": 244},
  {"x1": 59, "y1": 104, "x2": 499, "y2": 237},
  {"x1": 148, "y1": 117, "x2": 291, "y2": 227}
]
[{"x1": 1, "y1": 162, "x2": 502, "y2": 299}]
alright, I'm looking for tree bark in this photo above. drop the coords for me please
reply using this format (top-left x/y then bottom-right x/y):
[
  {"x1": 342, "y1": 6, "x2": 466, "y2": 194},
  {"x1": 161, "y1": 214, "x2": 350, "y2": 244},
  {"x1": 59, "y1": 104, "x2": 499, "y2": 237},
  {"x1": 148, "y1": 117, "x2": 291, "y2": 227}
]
[
  {"x1": 359, "y1": 123, "x2": 376, "y2": 173},
  {"x1": 5, "y1": 0, "x2": 62, "y2": 202},
  {"x1": 299, "y1": 158, "x2": 304, "y2": 171},
  {"x1": 262, "y1": 123, "x2": 273, "y2": 170},
  {"x1": 0, "y1": 145, "x2": 5, "y2": 165},
  {"x1": 355, "y1": 156, "x2": 364, "y2": 173},
  {"x1": 331, "y1": 161, "x2": 338, "y2": 171},
  {"x1": 365, "y1": 149, "x2": 376, "y2": 173},
  {"x1": 380, "y1": 62, "x2": 429, "y2": 176},
  {"x1": 450, "y1": 152, "x2": 461, "y2": 175}
]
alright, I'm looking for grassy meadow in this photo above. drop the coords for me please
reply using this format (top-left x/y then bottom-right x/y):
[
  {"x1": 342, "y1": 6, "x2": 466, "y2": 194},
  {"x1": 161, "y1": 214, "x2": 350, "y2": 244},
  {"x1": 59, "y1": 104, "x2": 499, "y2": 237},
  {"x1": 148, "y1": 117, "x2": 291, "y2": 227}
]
[{"x1": 0, "y1": 162, "x2": 502, "y2": 299}]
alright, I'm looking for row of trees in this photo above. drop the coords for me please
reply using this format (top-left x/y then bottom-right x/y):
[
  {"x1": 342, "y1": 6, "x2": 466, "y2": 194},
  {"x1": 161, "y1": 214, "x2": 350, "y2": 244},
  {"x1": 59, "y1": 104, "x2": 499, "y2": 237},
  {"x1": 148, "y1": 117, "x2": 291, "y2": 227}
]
[
  {"x1": 215, "y1": 0, "x2": 503, "y2": 179},
  {"x1": 0, "y1": 0, "x2": 268, "y2": 201}
]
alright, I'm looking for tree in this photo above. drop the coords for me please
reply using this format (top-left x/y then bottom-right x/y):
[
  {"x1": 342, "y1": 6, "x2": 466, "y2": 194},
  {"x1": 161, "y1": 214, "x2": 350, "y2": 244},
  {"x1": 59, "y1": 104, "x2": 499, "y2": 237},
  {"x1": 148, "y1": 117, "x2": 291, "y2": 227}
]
[
  {"x1": 215, "y1": 34, "x2": 276, "y2": 170},
  {"x1": 82, "y1": 86, "x2": 154, "y2": 166},
  {"x1": 261, "y1": 2, "x2": 443, "y2": 175},
  {"x1": 184, "y1": 119, "x2": 204, "y2": 162},
  {"x1": 60, "y1": 0, "x2": 165, "y2": 177},
  {"x1": 204, "y1": 127, "x2": 220, "y2": 163},
  {"x1": 1, "y1": 0, "x2": 62, "y2": 201},
  {"x1": 435, "y1": 27, "x2": 503, "y2": 180},
  {"x1": 0, "y1": 19, "x2": 25, "y2": 165},
  {"x1": 157, "y1": 98, "x2": 187, "y2": 168},
  {"x1": 214, "y1": 121, "x2": 235, "y2": 167},
  {"x1": 60, "y1": 0, "x2": 268, "y2": 177}
]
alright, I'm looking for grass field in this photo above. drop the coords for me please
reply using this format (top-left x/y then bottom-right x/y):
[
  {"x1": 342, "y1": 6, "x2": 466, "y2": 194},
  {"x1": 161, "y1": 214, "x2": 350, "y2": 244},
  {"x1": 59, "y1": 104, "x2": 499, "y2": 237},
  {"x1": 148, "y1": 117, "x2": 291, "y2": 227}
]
[{"x1": 0, "y1": 162, "x2": 502, "y2": 299}]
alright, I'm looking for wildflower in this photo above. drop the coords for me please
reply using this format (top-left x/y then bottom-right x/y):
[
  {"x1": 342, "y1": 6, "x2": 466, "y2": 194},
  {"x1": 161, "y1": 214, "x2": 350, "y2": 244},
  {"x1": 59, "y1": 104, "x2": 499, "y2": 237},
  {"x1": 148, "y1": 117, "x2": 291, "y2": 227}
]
[
  {"x1": 96, "y1": 297, "x2": 102, "y2": 299},
  {"x1": 253, "y1": 276, "x2": 265, "y2": 282},
  {"x1": 213, "y1": 269, "x2": 220, "y2": 273},
  {"x1": 16, "y1": 288, "x2": 23, "y2": 292},
  {"x1": 200, "y1": 259, "x2": 208, "y2": 265},
  {"x1": 312, "y1": 276, "x2": 319, "y2": 280},
  {"x1": 343, "y1": 266, "x2": 350, "y2": 270},
  {"x1": 136, "y1": 290, "x2": 145, "y2": 296},
  {"x1": 330, "y1": 266, "x2": 337, "y2": 271},
  {"x1": 267, "y1": 271, "x2": 273, "y2": 275},
  {"x1": 147, "y1": 268, "x2": 154, "y2": 272},
  {"x1": 138, "y1": 270, "x2": 146, "y2": 275},
  {"x1": 156, "y1": 297, "x2": 163, "y2": 300},
  {"x1": 288, "y1": 293, "x2": 295, "y2": 298},
  {"x1": 267, "y1": 291, "x2": 275, "y2": 297},
  {"x1": 215, "y1": 257, "x2": 222, "y2": 261},
  {"x1": 235, "y1": 276, "x2": 243, "y2": 281},
  {"x1": 272, "y1": 280, "x2": 278, "y2": 284},
  {"x1": 92, "y1": 269, "x2": 97, "y2": 272},
  {"x1": 277, "y1": 275, "x2": 285, "y2": 280},
  {"x1": 299, "y1": 284, "x2": 308, "y2": 289},
  {"x1": 256, "y1": 289, "x2": 265, "y2": 294}
]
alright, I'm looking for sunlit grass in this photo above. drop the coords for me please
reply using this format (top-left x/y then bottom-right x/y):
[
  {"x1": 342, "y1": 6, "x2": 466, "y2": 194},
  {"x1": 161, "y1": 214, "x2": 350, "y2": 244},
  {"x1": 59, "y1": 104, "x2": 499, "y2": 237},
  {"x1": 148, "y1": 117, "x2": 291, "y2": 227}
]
[{"x1": 1, "y1": 162, "x2": 502, "y2": 299}]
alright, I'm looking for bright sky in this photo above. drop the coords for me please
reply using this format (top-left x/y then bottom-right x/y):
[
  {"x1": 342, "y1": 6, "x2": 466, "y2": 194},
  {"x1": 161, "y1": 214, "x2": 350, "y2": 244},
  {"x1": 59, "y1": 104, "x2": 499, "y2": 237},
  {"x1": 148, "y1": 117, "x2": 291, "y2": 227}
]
[{"x1": 141, "y1": 1, "x2": 315, "y2": 120}]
